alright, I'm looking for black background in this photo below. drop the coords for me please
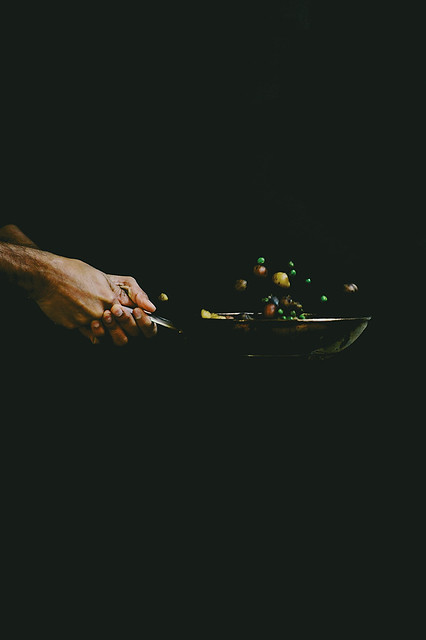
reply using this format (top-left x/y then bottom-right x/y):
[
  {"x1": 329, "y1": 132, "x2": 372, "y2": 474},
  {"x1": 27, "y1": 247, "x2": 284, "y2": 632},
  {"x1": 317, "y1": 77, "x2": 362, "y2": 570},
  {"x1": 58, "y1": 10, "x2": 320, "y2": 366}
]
[
  {"x1": 4, "y1": 4, "x2": 424, "y2": 309},
  {"x1": 2, "y1": 3, "x2": 424, "y2": 604},
  {"x1": 3, "y1": 4, "x2": 423, "y2": 414},
  {"x1": 3, "y1": 3, "x2": 423, "y2": 373},
  {"x1": 2, "y1": 1, "x2": 424, "y2": 422}
]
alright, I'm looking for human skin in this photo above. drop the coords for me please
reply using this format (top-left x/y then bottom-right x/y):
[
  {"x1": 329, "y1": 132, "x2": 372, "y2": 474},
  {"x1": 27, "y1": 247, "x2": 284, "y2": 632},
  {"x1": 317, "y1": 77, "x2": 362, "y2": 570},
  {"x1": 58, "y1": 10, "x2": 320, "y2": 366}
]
[{"x1": 0, "y1": 224, "x2": 157, "y2": 346}]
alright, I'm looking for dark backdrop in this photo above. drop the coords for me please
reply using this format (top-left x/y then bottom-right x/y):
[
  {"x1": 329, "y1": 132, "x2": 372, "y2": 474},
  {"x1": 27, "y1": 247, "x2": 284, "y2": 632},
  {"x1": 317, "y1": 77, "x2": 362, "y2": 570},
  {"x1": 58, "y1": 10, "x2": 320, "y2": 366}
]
[
  {"x1": 2, "y1": 4, "x2": 423, "y2": 600},
  {"x1": 3, "y1": 2, "x2": 424, "y2": 356}
]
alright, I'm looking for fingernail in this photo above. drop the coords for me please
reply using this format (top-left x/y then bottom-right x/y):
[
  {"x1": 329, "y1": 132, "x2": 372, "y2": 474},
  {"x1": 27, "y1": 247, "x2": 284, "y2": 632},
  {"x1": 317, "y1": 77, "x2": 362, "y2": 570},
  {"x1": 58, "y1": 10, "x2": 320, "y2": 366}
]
[
  {"x1": 92, "y1": 321, "x2": 100, "y2": 329},
  {"x1": 112, "y1": 306, "x2": 123, "y2": 317},
  {"x1": 104, "y1": 312, "x2": 113, "y2": 325},
  {"x1": 133, "y1": 308, "x2": 142, "y2": 319}
]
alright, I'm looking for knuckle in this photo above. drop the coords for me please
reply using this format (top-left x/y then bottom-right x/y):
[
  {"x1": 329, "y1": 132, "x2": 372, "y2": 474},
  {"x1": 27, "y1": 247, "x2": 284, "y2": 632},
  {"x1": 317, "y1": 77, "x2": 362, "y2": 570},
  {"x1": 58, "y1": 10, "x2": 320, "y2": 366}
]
[
  {"x1": 145, "y1": 322, "x2": 158, "y2": 339},
  {"x1": 106, "y1": 293, "x2": 117, "y2": 306},
  {"x1": 114, "y1": 334, "x2": 128, "y2": 347}
]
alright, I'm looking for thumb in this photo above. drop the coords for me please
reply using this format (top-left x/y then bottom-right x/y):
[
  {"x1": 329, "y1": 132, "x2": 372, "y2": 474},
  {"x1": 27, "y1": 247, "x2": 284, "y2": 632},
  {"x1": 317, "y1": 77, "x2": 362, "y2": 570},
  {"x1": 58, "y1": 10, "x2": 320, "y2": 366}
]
[
  {"x1": 134, "y1": 290, "x2": 156, "y2": 312},
  {"x1": 114, "y1": 280, "x2": 156, "y2": 312},
  {"x1": 115, "y1": 285, "x2": 133, "y2": 307}
]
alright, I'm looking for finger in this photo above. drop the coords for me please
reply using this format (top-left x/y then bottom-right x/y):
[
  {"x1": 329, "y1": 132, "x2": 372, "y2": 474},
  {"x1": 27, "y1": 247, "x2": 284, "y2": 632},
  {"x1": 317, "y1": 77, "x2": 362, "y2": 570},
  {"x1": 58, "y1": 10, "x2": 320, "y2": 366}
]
[
  {"x1": 107, "y1": 277, "x2": 133, "y2": 307},
  {"x1": 102, "y1": 309, "x2": 129, "y2": 347},
  {"x1": 111, "y1": 303, "x2": 140, "y2": 338},
  {"x1": 112, "y1": 275, "x2": 156, "y2": 312},
  {"x1": 91, "y1": 319, "x2": 106, "y2": 339},
  {"x1": 134, "y1": 290, "x2": 156, "y2": 312},
  {"x1": 133, "y1": 307, "x2": 158, "y2": 339},
  {"x1": 78, "y1": 326, "x2": 100, "y2": 345}
]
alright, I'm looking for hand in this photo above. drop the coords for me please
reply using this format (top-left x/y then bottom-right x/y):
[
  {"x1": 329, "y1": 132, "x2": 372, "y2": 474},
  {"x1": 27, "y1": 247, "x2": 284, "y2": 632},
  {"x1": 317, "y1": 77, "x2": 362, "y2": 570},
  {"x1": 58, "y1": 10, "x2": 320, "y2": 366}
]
[
  {"x1": 86, "y1": 304, "x2": 157, "y2": 347},
  {"x1": 87, "y1": 275, "x2": 158, "y2": 346},
  {"x1": 31, "y1": 254, "x2": 156, "y2": 339},
  {"x1": 0, "y1": 229, "x2": 157, "y2": 347}
]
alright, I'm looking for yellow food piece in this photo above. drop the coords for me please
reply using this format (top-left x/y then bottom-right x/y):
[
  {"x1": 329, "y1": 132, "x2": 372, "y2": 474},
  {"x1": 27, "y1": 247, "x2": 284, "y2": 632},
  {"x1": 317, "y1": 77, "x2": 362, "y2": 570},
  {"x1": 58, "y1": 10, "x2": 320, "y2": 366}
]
[
  {"x1": 272, "y1": 271, "x2": 290, "y2": 288},
  {"x1": 201, "y1": 309, "x2": 227, "y2": 319}
]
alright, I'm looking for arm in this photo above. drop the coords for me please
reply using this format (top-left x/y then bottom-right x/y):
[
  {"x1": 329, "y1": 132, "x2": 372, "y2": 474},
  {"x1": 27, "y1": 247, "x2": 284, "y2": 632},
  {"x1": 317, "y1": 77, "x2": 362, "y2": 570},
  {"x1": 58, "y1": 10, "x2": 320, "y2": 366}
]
[
  {"x1": 0, "y1": 240, "x2": 132, "y2": 327},
  {"x1": 0, "y1": 223, "x2": 39, "y2": 248},
  {"x1": 0, "y1": 225, "x2": 157, "y2": 344}
]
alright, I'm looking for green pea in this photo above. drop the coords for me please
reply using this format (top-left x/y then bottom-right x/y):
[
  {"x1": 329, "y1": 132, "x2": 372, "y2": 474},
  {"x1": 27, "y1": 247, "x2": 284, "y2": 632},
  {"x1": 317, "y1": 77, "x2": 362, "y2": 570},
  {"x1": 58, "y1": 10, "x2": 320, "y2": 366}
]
[
  {"x1": 290, "y1": 269, "x2": 296, "y2": 277},
  {"x1": 320, "y1": 295, "x2": 328, "y2": 303},
  {"x1": 257, "y1": 257, "x2": 265, "y2": 264},
  {"x1": 305, "y1": 278, "x2": 311, "y2": 284}
]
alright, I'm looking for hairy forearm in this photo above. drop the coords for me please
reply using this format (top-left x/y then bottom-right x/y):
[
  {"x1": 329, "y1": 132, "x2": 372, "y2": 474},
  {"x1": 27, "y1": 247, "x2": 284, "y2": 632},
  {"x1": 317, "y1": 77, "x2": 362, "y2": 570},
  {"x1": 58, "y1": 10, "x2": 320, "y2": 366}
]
[
  {"x1": 0, "y1": 240, "x2": 53, "y2": 296},
  {"x1": 0, "y1": 223, "x2": 46, "y2": 295},
  {"x1": 0, "y1": 224, "x2": 39, "y2": 248},
  {"x1": 1, "y1": 225, "x2": 156, "y2": 343}
]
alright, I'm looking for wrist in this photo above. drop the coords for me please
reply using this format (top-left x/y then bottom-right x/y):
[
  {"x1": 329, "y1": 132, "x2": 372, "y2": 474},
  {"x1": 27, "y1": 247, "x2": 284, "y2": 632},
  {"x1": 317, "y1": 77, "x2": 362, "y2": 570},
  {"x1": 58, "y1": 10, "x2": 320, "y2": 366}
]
[{"x1": 24, "y1": 249, "x2": 61, "y2": 299}]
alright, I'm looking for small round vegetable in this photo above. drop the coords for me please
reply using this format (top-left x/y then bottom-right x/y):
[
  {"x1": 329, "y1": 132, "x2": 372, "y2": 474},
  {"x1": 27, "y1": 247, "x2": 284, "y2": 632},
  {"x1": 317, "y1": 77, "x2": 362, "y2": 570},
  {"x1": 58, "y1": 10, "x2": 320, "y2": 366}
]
[
  {"x1": 343, "y1": 283, "x2": 358, "y2": 293},
  {"x1": 272, "y1": 271, "x2": 290, "y2": 288},
  {"x1": 158, "y1": 292, "x2": 168, "y2": 302},
  {"x1": 305, "y1": 278, "x2": 311, "y2": 284},
  {"x1": 235, "y1": 279, "x2": 248, "y2": 292},
  {"x1": 320, "y1": 295, "x2": 328, "y2": 303},
  {"x1": 289, "y1": 269, "x2": 296, "y2": 277},
  {"x1": 280, "y1": 295, "x2": 293, "y2": 307},
  {"x1": 253, "y1": 264, "x2": 268, "y2": 277},
  {"x1": 257, "y1": 257, "x2": 266, "y2": 264},
  {"x1": 263, "y1": 302, "x2": 277, "y2": 318}
]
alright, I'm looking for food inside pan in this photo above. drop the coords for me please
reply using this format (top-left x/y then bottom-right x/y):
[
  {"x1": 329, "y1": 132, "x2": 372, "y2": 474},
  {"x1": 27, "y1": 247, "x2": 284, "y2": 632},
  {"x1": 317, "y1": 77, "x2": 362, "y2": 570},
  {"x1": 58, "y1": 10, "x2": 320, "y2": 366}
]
[
  {"x1": 151, "y1": 255, "x2": 371, "y2": 357},
  {"x1": 200, "y1": 256, "x2": 362, "y2": 322}
]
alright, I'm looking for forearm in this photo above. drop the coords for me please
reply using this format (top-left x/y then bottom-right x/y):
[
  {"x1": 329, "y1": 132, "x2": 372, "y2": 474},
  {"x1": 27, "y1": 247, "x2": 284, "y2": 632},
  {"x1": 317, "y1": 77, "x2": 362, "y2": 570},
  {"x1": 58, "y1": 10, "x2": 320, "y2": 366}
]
[
  {"x1": 0, "y1": 241, "x2": 52, "y2": 296},
  {"x1": 0, "y1": 224, "x2": 39, "y2": 248},
  {"x1": 1, "y1": 224, "x2": 157, "y2": 343}
]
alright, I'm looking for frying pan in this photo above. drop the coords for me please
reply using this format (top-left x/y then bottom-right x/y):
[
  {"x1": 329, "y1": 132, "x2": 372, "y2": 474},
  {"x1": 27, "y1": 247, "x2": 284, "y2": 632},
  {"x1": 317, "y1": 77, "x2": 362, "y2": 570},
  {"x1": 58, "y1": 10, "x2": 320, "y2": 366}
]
[{"x1": 148, "y1": 311, "x2": 371, "y2": 358}]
